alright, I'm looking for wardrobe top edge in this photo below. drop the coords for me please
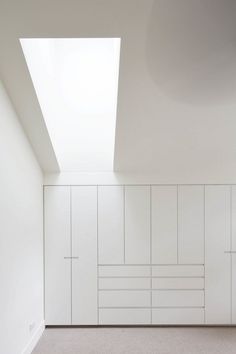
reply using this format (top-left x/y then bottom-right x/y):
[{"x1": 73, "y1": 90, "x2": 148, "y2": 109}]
[{"x1": 43, "y1": 184, "x2": 236, "y2": 187}]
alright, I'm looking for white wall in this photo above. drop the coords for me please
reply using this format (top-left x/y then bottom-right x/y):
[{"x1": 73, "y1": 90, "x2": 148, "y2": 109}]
[{"x1": 0, "y1": 80, "x2": 44, "y2": 354}]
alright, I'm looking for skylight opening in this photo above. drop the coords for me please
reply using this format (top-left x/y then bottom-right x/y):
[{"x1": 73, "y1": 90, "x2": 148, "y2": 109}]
[{"x1": 20, "y1": 38, "x2": 121, "y2": 171}]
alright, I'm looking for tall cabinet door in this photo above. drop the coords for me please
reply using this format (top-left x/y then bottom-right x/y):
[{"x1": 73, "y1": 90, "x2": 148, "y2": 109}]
[
  {"x1": 98, "y1": 186, "x2": 124, "y2": 265},
  {"x1": 71, "y1": 187, "x2": 97, "y2": 324},
  {"x1": 178, "y1": 185, "x2": 204, "y2": 265},
  {"x1": 44, "y1": 186, "x2": 71, "y2": 325},
  {"x1": 205, "y1": 185, "x2": 231, "y2": 324},
  {"x1": 151, "y1": 186, "x2": 177, "y2": 264},
  {"x1": 125, "y1": 186, "x2": 150, "y2": 264},
  {"x1": 231, "y1": 186, "x2": 236, "y2": 324}
]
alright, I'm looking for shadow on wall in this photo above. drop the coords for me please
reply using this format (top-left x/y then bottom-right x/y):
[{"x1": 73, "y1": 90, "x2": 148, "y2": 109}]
[{"x1": 146, "y1": 0, "x2": 236, "y2": 105}]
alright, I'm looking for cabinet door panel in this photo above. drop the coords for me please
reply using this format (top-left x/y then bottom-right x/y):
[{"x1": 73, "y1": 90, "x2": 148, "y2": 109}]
[
  {"x1": 99, "y1": 290, "x2": 150, "y2": 307},
  {"x1": 152, "y1": 308, "x2": 204, "y2": 325},
  {"x1": 231, "y1": 187, "x2": 236, "y2": 323},
  {"x1": 44, "y1": 186, "x2": 71, "y2": 325},
  {"x1": 205, "y1": 185, "x2": 231, "y2": 324},
  {"x1": 71, "y1": 187, "x2": 97, "y2": 324},
  {"x1": 125, "y1": 186, "x2": 150, "y2": 264},
  {"x1": 99, "y1": 309, "x2": 150, "y2": 324},
  {"x1": 178, "y1": 186, "x2": 204, "y2": 264},
  {"x1": 99, "y1": 265, "x2": 150, "y2": 277},
  {"x1": 98, "y1": 186, "x2": 124, "y2": 264},
  {"x1": 152, "y1": 290, "x2": 204, "y2": 307},
  {"x1": 152, "y1": 186, "x2": 177, "y2": 264}
]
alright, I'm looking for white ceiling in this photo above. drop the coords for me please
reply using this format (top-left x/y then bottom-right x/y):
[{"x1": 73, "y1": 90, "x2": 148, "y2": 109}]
[{"x1": 1, "y1": 0, "x2": 236, "y2": 177}]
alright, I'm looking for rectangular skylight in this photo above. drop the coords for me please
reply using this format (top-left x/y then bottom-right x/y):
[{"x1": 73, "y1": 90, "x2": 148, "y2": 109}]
[{"x1": 20, "y1": 38, "x2": 120, "y2": 171}]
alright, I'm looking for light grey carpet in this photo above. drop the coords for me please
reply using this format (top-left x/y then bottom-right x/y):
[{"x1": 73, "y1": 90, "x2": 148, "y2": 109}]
[{"x1": 33, "y1": 327, "x2": 236, "y2": 354}]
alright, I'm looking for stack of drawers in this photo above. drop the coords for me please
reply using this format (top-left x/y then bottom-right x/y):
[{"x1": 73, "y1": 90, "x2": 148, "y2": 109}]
[
  {"x1": 151, "y1": 265, "x2": 204, "y2": 324},
  {"x1": 98, "y1": 265, "x2": 205, "y2": 325},
  {"x1": 98, "y1": 265, "x2": 151, "y2": 324}
]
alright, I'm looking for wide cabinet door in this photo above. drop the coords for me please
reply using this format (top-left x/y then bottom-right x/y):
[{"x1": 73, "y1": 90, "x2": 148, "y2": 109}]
[{"x1": 44, "y1": 186, "x2": 97, "y2": 325}]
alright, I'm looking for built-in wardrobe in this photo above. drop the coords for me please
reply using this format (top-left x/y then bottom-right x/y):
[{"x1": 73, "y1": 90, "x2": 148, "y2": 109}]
[{"x1": 44, "y1": 185, "x2": 235, "y2": 325}]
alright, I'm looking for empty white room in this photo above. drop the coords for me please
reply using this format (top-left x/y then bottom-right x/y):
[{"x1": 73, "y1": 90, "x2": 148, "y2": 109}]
[{"x1": 1, "y1": 0, "x2": 236, "y2": 353}]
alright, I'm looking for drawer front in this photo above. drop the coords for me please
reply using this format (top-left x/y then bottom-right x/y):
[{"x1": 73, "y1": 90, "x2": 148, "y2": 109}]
[
  {"x1": 152, "y1": 277, "x2": 204, "y2": 290},
  {"x1": 99, "y1": 277, "x2": 150, "y2": 290},
  {"x1": 99, "y1": 308, "x2": 151, "y2": 325},
  {"x1": 152, "y1": 290, "x2": 204, "y2": 307},
  {"x1": 99, "y1": 290, "x2": 150, "y2": 308},
  {"x1": 99, "y1": 265, "x2": 150, "y2": 277},
  {"x1": 152, "y1": 265, "x2": 204, "y2": 277},
  {"x1": 152, "y1": 308, "x2": 204, "y2": 324}
]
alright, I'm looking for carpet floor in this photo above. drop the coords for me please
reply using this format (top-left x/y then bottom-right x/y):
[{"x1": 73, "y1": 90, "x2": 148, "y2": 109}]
[{"x1": 32, "y1": 327, "x2": 236, "y2": 354}]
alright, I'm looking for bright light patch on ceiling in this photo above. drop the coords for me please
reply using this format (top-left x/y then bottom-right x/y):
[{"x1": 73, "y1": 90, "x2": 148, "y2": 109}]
[{"x1": 20, "y1": 38, "x2": 121, "y2": 171}]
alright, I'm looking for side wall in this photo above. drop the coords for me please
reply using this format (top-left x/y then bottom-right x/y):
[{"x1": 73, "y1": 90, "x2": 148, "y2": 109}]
[{"x1": 0, "y1": 80, "x2": 44, "y2": 354}]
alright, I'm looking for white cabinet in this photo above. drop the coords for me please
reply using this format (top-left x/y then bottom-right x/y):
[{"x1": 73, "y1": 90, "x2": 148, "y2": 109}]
[
  {"x1": 178, "y1": 185, "x2": 204, "y2": 264},
  {"x1": 71, "y1": 187, "x2": 97, "y2": 324},
  {"x1": 125, "y1": 186, "x2": 150, "y2": 264},
  {"x1": 45, "y1": 186, "x2": 98, "y2": 325},
  {"x1": 151, "y1": 186, "x2": 177, "y2": 264},
  {"x1": 98, "y1": 186, "x2": 124, "y2": 264},
  {"x1": 205, "y1": 185, "x2": 231, "y2": 324},
  {"x1": 44, "y1": 187, "x2": 71, "y2": 325},
  {"x1": 45, "y1": 184, "x2": 236, "y2": 326}
]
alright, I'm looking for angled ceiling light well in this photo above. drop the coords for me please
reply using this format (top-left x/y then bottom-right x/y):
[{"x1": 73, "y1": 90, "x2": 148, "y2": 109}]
[{"x1": 20, "y1": 38, "x2": 121, "y2": 171}]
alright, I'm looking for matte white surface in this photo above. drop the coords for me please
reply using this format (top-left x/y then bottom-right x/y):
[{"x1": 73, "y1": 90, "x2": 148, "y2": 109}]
[
  {"x1": 99, "y1": 290, "x2": 150, "y2": 308},
  {"x1": 0, "y1": 80, "x2": 44, "y2": 354},
  {"x1": 232, "y1": 186, "x2": 236, "y2": 251},
  {"x1": 71, "y1": 187, "x2": 97, "y2": 324},
  {"x1": 44, "y1": 187, "x2": 71, "y2": 325},
  {"x1": 98, "y1": 186, "x2": 124, "y2": 264},
  {"x1": 151, "y1": 186, "x2": 177, "y2": 264},
  {"x1": 232, "y1": 187, "x2": 236, "y2": 323},
  {"x1": 99, "y1": 265, "x2": 150, "y2": 277},
  {"x1": 232, "y1": 255, "x2": 236, "y2": 324},
  {"x1": 99, "y1": 309, "x2": 151, "y2": 325},
  {"x1": 152, "y1": 308, "x2": 204, "y2": 325},
  {"x1": 152, "y1": 290, "x2": 204, "y2": 307},
  {"x1": 178, "y1": 185, "x2": 204, "y2": 264},
  {"x1": 152, "y1": 277, "x2": 204, "y2": 290},
  {"x1": 205, "y1": 185, "x2": 231, "y2": 324},
  {"x1": 125, "y1": 186, "x2": 150, "y2": 264},
  {"x1": 3, "y1": 1, "x2": 236, "y2": 179},
  {"x1": 152, "y1": 265, "x2": 204, "y2": 277},
  {"x1": 99, "y1": 278, "x2": 150, "y2": 290}
]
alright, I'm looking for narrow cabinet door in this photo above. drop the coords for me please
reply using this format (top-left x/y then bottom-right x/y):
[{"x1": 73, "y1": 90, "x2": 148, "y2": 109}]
[
  {"x1": 151, "y1": 186, "x2": 177, "y2": 264},
  {"x1": 44, "y1": 186, "x2": 71, "y2": 325},
  {"x1": 231, "y1": 186, "x2": 236, "y2": 324},
  {"x1": 71, "y1": 187, "x2": 97, "y2": 324},
  {"x1": 125, "y1": 186, "x2": 150, "y2": 264},
  {"x1": 178, "y1": 185, "x2": 204, "y2": 264},
  {"x1": 98, "y1": 186, "x2": 124, "y2": 264},
  {"x1": 205, "y1": 185, "x2": 231, "y2": 324}
]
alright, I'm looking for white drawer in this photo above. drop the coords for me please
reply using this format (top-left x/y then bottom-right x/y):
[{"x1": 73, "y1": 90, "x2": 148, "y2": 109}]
[
  {"x1": 99, "y1": 290, "x2": 150, "y2": 308},
  {"x1": 152, "y1": 277, "x2": 204, "y2": 290},
  {"x1": 152, "y1": 290, "x2": 204, "y2": 307},
  {"x1": 152, "y1": 308, "x2": 204, "y2": 324},
  {"x1": 99, "y1": 277, "x2": 150, "y2": 290},
  {"x1": 152, "y1": 265, "x2": 204, "y2": 277},
  {"x1": 99, "y1": 265, "x2": 150, "y2": 277},
  {"x1": 99, "y1": 308, "x2": 151, "y2": 325}
]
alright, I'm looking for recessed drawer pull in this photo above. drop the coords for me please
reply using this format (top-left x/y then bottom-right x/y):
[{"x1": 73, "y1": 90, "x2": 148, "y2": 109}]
[{"x1": 64, "y1": 256, "x2": 79, "y2": 259}]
